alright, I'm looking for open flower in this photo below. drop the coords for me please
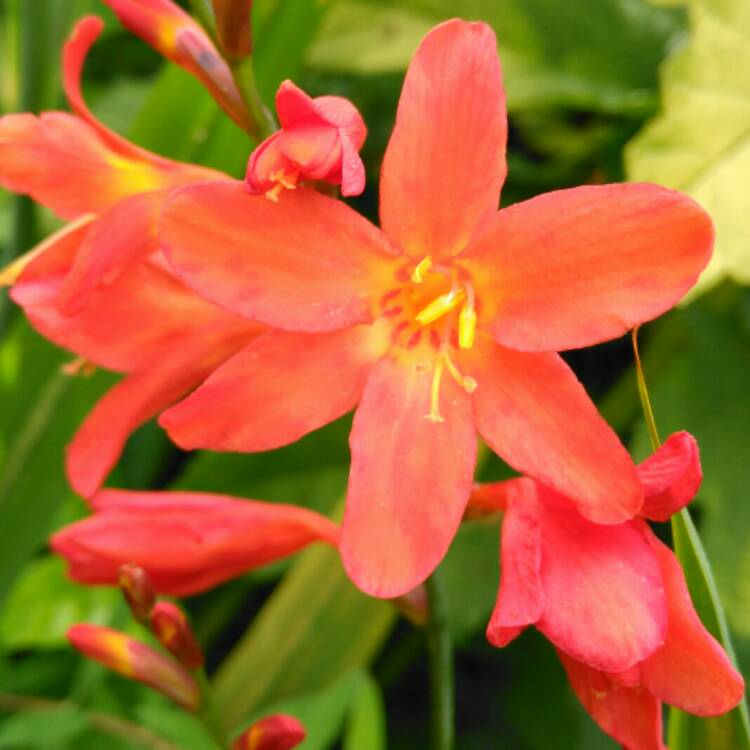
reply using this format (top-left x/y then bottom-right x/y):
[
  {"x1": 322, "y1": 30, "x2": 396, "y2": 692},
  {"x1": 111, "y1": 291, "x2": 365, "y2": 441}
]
[
  {"x1": 471, "y1": 433, "x2": 744, "y2": 747},
  {"x1": 0, "y1": 16, "x2": 261, "y2": 496},
  {"x1": 160, "y1": 20, "x2": 712, "y2": 597},
  {"x1": 246, "y1": 80, "x2": 367, "y2": 199},
  {"x1": 51, "y1": 489, "x2": 339, "y2": 596}
]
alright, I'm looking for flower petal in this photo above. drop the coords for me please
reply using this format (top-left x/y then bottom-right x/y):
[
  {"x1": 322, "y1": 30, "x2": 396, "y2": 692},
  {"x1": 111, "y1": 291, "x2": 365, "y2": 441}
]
[
  {"x1": 341, "y1": 355, "x2": 476, "y2": 597},
  {"x1": 380, "y1": 19, "x2": 507, "y2": 260},
  {"x1": 466, "y1": 183, "x2": 713, "y2": 351},
  {"x1": 57, "y1": 190, "x2": 164, "y2": 315},
  {"x1": 160, "y1": 325, "x2": 386, "y2": 452},
  {"x1": 638, "y1": 431, "x2": 702, "y2": 521},
  {"x1": 466, "y1": 335, "x2": 642, "y2": 523},
  {"x1": 640, "y1": 534, "x2": 745, "y2": 715},
  {"x1": 67, "y1": 324, "x2": 254, "y2": 497},
  {"x1": 52, "y1": 490, "x2": 338, "y2": 596},
  {"x1": 558, "y1": 650, "x2": 666, "y2": 750},
  {"x1": 161, "y1": 180, "x2": 396, "y2": 332},
  {"x1": 486, "y1": 479, "x2": 543, "y2": 647},
  {"x1": 534, "y1": 493, "x2": 667, "y2": 672},
  {"x1": 12, "y1": 233, "x2": 239, "y2": 373}
]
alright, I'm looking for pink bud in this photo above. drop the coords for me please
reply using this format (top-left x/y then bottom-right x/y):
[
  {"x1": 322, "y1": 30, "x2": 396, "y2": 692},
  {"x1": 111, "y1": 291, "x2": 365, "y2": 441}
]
[
  {"x1": 103, "y1": 0, "x2": 251, "y2": 131},
  {"x1": 246, "y1": 80, "x2": 367, "y2": 200},
  {"x1": 67, "y1": 624, "x2": 200, "y2": 711},
  {"x1": 150, "y1": 601, "x2": 204, "y2": 670},
  {"x1": 233, "y1": 714, "x2": 306, "y2": 750},
  {"x1": 118, "y1": 563, "x2": 156, "y2": 622}
]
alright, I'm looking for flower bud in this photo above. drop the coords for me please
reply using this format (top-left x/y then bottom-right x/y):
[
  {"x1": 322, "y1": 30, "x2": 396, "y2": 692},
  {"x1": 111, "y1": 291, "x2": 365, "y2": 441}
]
[
  {"x1": 67, "y1": 624, "x2": 200, "y2": 711},
  {"x1": 392, "y1": 584, "x2": 428, "y2": 627},
  {"x1": 103, "y1": 0, "x2": 251, "y2": 131},
  {"x1": 232, "y1": 714, "x2": 306, "y2": 750},
  {"x1": 212, "y1": 0, "x2": 252, "y2": 61},
  {"x1": 149, "y1": 601, "x2": 204, "y2": 670},
  {"x1": 118, "y1": 563, "x2": 156, "y2": 623},
  {"x1": 246, "y1": 80, "x2": 366, "y2": 200}
]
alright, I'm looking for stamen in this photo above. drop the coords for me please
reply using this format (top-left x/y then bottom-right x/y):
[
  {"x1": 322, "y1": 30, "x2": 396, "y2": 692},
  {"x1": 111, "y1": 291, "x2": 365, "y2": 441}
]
[
  {"x1": 443, "y1": 351, "x2": 477, "y2": 393},
  {"x1": 415, "y1": 289, "x2": 465, "y2": 326},
  {"x1": 411, "y1": 256, "x2": 433, "y2": 284},
  {"x1": 61, "y1": 356, "x2": 96, "y2": 377},
  {"x1": 426, "y1": 357, "x2": 445, "y2": 423},
  {"x1": 458, "y1": 304, "x2": 477, "y2": 349},
  {"x1": 264, "y1": 169, "x2": 299, "y2": 202}
]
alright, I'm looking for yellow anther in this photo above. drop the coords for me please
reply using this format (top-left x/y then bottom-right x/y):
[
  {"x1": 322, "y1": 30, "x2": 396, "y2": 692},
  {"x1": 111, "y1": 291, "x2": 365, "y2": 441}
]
[
  {"x1": 61, "y1": 356, "x2": 96, "y2": 377},
  {"x1": 458, "y1": 304, "x2": 477, "y2": 349},
  {"x1": 411, "y1": 256, "x2": 433, "y2": 284},
  {"x1": 426, "y1": 357, "x2": 446, "y2": 423},
  {"x1": 415, "y1": 289, "x2": 465, "y2": 326},
  {"x1": 264, "y1": 169, "x2": 299, "y2": 202}
]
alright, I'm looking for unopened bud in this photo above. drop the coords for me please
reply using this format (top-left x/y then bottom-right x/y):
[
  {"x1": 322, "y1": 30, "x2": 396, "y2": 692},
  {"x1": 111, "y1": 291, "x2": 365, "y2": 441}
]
[
  {"x1": 67, "y1": 624, "x2": 200, "y2": 711},
  {"x1": 118, "y1": 564, "x2": 156, "y2": 622},
  {"x1": 150, "y1": 602, "x2": 204, "y2": 670},
  {"x1": 212, "y1": 0, "x2": 252, "y2": 61},
  {"x1": 233, "y1": 714, "x2": 306, "y2": 750},
  {"x1": 103, "y1": 0, "x2": 251, "y2": 131},
  {"x1": 392, "y1": 585, "x2": 428, "y2": 627}
]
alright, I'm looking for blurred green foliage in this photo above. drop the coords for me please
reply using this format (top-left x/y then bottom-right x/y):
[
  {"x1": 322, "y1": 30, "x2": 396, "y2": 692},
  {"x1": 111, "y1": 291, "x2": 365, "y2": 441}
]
[{"x1": 1, "y1": 0, "x2": 749, "y2": 748}]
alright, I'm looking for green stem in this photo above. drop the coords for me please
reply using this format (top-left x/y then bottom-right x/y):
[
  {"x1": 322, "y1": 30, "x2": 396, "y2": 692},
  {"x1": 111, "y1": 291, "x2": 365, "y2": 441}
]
[
  {"x1": 631, "y1": 327, "x2": 661, "y2": 451},
  {"x1": 424, "y1": 571, "x2": 454, "y2": 750},
  {"x1": 0, "y1": 693, "x2": 186, "y2": 750},
  {"x1": 230, "y1": 56, "x2": 277, "y2": 141}
]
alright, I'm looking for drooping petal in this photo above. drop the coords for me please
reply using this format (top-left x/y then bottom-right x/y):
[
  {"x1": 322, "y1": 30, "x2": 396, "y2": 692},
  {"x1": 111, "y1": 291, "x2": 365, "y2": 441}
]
[
  {"x1": 52, "y1": 490, "x2": 338, "y2": 596},
  {"x1": 466, "y1": 335, "x2": 642, "y2": 523},
  {"x1": 380, "y1": 19, "x2": 507, "y2": 260},
  {"x1": 534, "y1": 492, "x2": 667, "y2": 672},
  {"x1": 0, "y1": 112, "x2": 167, "y2": 219},
  {"x1": 341, "y1": 355, "x2": 477, "y2": 598},
  {"x1": 465, "y1": 183, "x2": 713, "y2": 351},
  {"x1": 162, "y1": 181, "x2": 396, "y2": 331},
  {"x1": 12, "y1": 229, "x2": 239, "y2": 373},
  {"x1": 57, "y1": 190, "x2": 165, "y2": 315},
  {"x1": 66, "y1": 324, "x2": 254, "y2": 497},
  {"x1": 638, "y1": 431, "x2": 702, "y2": 521},
  {"x1": 486, "y1": 480, "x2": 543, "y2": 647},
  {"x1": 558, "y1": 650, "x2": 666, "y2": 750},
  {"x1": 161, "y1": 325, "x2": 385, "y2": 452},
  {"x1": 640, "y1": 534, "x2": 745, "y2": 715}
]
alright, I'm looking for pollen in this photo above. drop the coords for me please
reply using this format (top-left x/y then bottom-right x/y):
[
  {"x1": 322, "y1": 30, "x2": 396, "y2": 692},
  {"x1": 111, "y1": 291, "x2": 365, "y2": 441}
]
[
  {"x1": 458, "y1": 304, "x2": 477, "y2": 349},
  {"x1": 264, "y1": 168, "x2": 299, "y2": 202},
  {"x1": 411, "y1": 256, "x2": 433, "y2": 284},
  {"x1": 415, "y1": 289, "x2": 466, "y2": 326}
]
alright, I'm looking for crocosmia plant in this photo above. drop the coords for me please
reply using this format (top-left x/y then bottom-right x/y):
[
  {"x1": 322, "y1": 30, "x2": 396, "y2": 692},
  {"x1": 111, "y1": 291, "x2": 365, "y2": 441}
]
[{"x1": 0, "y1": 2, "x2": 748, "y2": 749}]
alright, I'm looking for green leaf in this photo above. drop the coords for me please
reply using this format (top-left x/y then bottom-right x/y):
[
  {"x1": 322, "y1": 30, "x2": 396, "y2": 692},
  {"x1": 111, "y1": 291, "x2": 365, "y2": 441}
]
[
  {"x1": 0, "y1": 704, "x2": 89, "y2": 749},
  {"x1": 343, "y1": 673, "x2": 386, "y2": 750},
  {"x1": 626, "y1": 0, "x2": 750, "y2": 295},
  {"x1": 0, "y1": 320, "x2": 115, "y2": 601},
  {"x1": 308, "y1": 0, "x2": 684, "y2": 113},
  {"x1": 0, "y1": 557, "x2": 119, "y2": 651},
  {"x1": 212, "y1": 542, "x2": 395, "y2": 732}
]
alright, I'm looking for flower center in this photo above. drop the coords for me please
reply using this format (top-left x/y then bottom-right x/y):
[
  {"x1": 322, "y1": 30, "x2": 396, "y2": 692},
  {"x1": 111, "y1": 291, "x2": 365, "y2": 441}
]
[{"x1": 378, "y1": 255, "x2": 478, "y2": 422}]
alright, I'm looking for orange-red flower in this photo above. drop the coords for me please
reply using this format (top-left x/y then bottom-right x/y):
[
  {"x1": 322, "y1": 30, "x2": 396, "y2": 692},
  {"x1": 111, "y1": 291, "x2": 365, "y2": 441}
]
[
  {"x1": 51, "y1": 489, "x2": 339, "y2": 596},
  {"x1": 471, "y1": 433, "x2": 744, "y2": 748},
  {"x1": 233, "y1": 714, "x2": 306, "y2": 750},
  {"x1": 246, "y1": 80, "x2": 367, "y2": 199},
  {"x1": 159, "y1": 20, "x2": 712, "y2": 598},
  {"x1": 0, "y1": 16, "x2": 260, "y2": 496},
  {"x1": 102, "y1": 0, "x2": 252, "y2": 130}
]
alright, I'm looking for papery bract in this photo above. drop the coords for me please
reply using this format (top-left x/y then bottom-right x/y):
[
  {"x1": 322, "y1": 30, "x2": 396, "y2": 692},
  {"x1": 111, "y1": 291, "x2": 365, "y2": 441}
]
[
  {"x1": 161, "y1": 20, "x2": 712, "y2": 598},
  {"x1": 0, "y1": 16, "x2": 261, "y2": 496},
  {"x1": 51, "y1": 489, "x2": 339, "y2": 596},
  {"x1": 102, "y1": 0, "x2": 251, "y2": 130},
  {"x1": 246, "y1": 80, "x2": 366, "y2": 199},
  {"x1": 67, "y1": 623, "x2": 200, "y2": 710}
]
